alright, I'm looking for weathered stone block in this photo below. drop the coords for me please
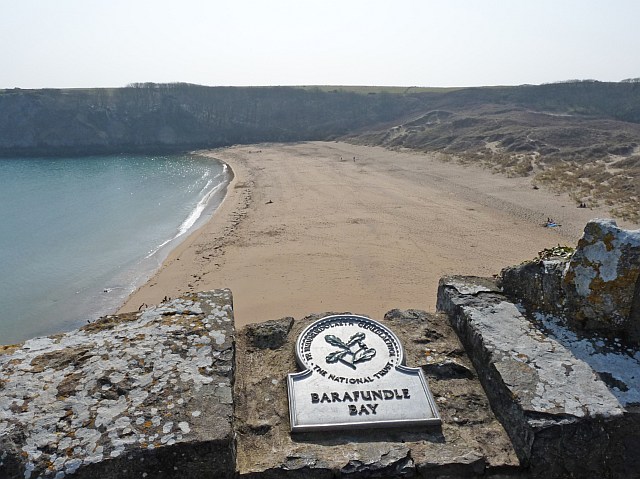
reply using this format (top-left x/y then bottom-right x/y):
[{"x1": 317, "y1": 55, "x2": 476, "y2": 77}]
[
  {"x1": 437, "y1": 276, "x2": 640, "y2": 478},
  {"x1": 500, "y1": 258, "x2": 567, "y2": 316},
  {"x1": 0, "y1": 290, "x2": 236, "y2": 479},
  {"x1": 234, "y1": 310, "x2": 520, "y2": 478},
  {"x1": 563, "y1": 219, "x2": 640, "y2": 340},
  {"x1": 245, "y1": 316, "x2": 294, "y2": 349}
]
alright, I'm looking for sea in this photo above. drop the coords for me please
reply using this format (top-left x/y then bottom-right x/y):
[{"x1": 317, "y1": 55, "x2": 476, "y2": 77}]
[{"x1": 0, "y1": 153, "x2": 230, "y2": 345}]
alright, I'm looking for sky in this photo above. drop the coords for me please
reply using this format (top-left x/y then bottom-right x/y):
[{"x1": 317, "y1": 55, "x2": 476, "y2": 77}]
[{"x1": 1, "y1": 0, "x2": 639, "y2": 89}]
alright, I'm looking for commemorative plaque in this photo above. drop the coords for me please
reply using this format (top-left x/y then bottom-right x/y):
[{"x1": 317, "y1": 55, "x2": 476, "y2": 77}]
[{"x1": 287, "y1": 314, "x2": 441, "y2": 432}]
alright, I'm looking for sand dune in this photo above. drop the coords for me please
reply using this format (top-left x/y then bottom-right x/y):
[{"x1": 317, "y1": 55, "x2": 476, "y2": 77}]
[{"x1": 118, "y1": 142, "x2": 637, "y2": 326}]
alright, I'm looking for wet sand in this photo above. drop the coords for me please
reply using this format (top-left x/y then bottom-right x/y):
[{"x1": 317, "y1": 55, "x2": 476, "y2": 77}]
[{"x1": 118, "y1": 142, "x2": 637, "y2": 326}]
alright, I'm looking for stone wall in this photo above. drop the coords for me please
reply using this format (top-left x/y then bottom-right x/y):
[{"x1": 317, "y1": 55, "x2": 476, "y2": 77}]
[
  {"x1": 234, "y1": 311, "x2": 519, "y2": 478},
  {"x1": 1, "y1": 218, "x2": 639, "y2": 478},
  {"x1": 437, "y1": 276, "x2": 640, "y2": 478},
  {"x1": 1, "y1": 300, "x2": 523, "y2": 478},
  {"x1": 0, "y1": 291, "x2": 235, "y2": 479},
  {"x1": 500, "y1": 219, "x2": 640, "y2": 344}
]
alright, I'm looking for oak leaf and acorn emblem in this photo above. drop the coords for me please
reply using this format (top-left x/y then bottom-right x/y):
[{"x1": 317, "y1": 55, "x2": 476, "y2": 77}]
[{"x1": 325, "y1": 332, "x2": 376, "y2": 369}]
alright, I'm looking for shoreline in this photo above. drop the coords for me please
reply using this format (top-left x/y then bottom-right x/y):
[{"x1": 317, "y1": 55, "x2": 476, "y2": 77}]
[
  {"x1": 108, "y1": 153, "x2": 233, "y2": 306},
  {"x1": 117, "y1": 148, "x2": 247, "y2": 314},
  {"x1": 0, "y1": 153, "x2": 234, "y2": 346},
  {"x1": 118, "y1": 142, "x2": 639, "y2": 328}
]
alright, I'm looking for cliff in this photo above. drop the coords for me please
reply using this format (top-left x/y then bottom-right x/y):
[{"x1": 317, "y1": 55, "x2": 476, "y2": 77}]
[
  {"x1": 3, "y1": 81, "x2": 640, "y2": 159},
  {"x1": 0, "y1": 85, "x2": 425, "y2": 157}
]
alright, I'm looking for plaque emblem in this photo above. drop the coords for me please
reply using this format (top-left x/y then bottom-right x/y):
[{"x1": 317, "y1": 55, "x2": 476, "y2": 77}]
[
  {"x1": 287, "y1": 314, "x2": 441, "y2": 432},
  {"x1": 325, "y1": 333, "x2": 376, "y2": 369}
]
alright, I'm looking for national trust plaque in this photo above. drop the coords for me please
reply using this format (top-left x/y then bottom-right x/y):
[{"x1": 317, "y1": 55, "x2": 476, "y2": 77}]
[{"x1": 287, "y1": 314, "x2": 441, "y2": 432}]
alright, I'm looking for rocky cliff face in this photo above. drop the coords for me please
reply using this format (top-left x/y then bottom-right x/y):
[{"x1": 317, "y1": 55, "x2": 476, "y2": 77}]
[{"x1": 0, "y1": 86, "x2": 421, "y2": 157}]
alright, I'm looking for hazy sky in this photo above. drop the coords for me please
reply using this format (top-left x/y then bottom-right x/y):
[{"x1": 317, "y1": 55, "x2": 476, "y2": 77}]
[{"x1": 1, "y1": 0, "x2": 639, "y2": 89}]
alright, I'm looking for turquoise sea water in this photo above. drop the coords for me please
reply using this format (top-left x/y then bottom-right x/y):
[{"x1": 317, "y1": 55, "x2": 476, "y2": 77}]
[{"x1": 0, "y1": 154, "x2": 230, "y2": 345}]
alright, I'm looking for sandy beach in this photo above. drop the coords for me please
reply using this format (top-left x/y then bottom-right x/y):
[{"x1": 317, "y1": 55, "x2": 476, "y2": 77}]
[{"x1": 118, "y1": 142, "x2": 638, "y2": 327}]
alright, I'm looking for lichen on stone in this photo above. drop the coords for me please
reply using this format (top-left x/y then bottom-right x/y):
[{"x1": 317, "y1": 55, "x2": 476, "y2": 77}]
[
  {"x1": 0, "y1": 289, "x2": 234, "y2": 479},
  {"x1": 563, "y1": 219, "x2": 640, "y2": 334}
]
